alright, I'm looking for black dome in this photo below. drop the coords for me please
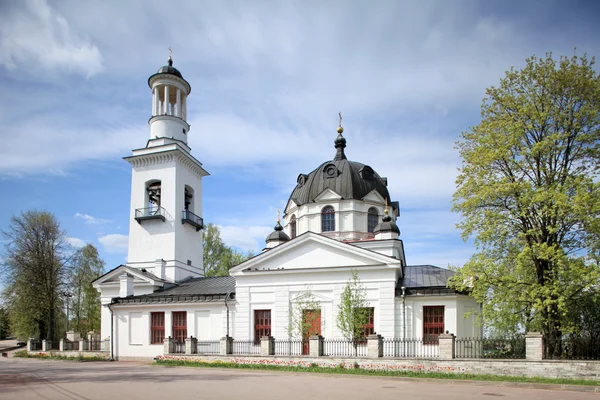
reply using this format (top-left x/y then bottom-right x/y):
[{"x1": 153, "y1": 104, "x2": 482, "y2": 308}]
[
  {"x1": 156, "y1": 65, "x2": 183, "y2": 79},
  {"x1": 373, "y1": 213, "x2": 400, "y2": 235},
  {"x1": 266, "y1": 221, "x2": 290, "y2": 243},
  {"x1": 288, "y1": 157, "x2": 390, "y2": 208}
]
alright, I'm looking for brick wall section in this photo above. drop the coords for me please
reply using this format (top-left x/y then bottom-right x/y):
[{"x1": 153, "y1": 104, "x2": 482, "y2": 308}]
[{"x1": 155, "y1": 354, "x2": 600, "y2": 381}]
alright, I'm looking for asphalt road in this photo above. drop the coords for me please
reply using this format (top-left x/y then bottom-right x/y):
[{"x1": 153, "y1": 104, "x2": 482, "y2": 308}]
[{"x1": 0, "y1": 358, "x2": 598, "y2": 400}]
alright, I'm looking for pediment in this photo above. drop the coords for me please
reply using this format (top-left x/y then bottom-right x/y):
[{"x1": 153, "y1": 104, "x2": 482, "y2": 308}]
[
  {"x1": 314, "y1": 188, "x2": 342, "y2": 203},
  {"x1": 92, "y1": 265, "x2": 165, "y2": 288},
  {"x1": 284, "y1": 198, "x2": 300, "y2": 215},
  {"x1": 362, "y1": 189, "x2": 386, "y2": 203},
  {"x1": 230, "y1": 232, "x2": 400, "y2": 275}
]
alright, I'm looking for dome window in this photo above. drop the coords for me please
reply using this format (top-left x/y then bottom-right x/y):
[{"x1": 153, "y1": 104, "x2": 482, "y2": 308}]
[
  {"x1": 321, "y1": 206, "x2": 335, "y2": 232},
  {"x1": 297, "y1": 174, "x2": 308, "y2": 187},
  {"x1": 290, "y1": 215, "x2": 297, "y2": 238},
  {"x1": 367, "y1": 207, "x2": 379, "y2": 233},
  {"x1": 360, "y1": 166, "x2": 374, "y2": 180},
  {"x1": 322, "y1": 163, "x2": 339, "y2": 179}
]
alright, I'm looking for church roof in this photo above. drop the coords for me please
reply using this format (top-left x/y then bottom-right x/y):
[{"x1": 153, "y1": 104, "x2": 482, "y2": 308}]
[
  {"x1": 397, "y1": 265, "x2": 458, "y2": 296},
  {"x1": 112, "y1": 276, "x2": 235, "y2": 305}
]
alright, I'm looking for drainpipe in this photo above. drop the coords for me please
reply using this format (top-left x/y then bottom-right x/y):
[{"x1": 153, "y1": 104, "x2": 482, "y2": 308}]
[
  {"x1": 107, "y1": 303, "x2": 115, "y2": 361},
  {"x1": 224, "y1": 292, "x2": 231, "y2": 337}
]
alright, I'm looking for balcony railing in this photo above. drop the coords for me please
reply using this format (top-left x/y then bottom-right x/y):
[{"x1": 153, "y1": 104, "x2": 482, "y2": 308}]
[
  {"x1": 134, "y1": 206, "x2": 166, "y2": 223},
  {"x1": 182, "y1": 210, "x2": 204, "y2": 231}
]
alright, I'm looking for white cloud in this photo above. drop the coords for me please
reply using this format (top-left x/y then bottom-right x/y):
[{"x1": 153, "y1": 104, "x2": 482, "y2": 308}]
[
  {"x1": 0, "y1": 0, "x2": 103, "y2": 77},
  {"x1": 74, "y1": 213, "x2": 109, "y2": 225},
  {"x1": 98, "y1": 234, "x2": 128, "y2": 254},
  {"x1": 66, "y1": 237, "x2": 86, "y2": 248},
  {"x1": 219, "y1": 225, "x2": 273, "y2": 252}
]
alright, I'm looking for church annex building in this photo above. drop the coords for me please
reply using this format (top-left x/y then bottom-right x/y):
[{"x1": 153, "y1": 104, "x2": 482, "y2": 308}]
[{"x1": 92, "y1": 57, "x2": 480, "y2": 360}]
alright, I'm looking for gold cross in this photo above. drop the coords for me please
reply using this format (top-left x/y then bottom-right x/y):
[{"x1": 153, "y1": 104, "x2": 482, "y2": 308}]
[
  {"x1": 338, "y1": 111, "x2": 342, "y2": 127},
  {"x1": 277, "y1": 209, "x2": 281, "y2": 224},
  {"x1": 168, "y1": 47, "x2": 172, "y2": 58}
]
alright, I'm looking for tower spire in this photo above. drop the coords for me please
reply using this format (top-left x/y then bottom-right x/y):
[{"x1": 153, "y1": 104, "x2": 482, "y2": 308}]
[{"x1": 333, "y1": 111, "x2": 347, "y2": 161}]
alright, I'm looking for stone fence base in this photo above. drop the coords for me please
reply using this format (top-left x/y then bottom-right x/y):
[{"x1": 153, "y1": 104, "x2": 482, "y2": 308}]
[
  {"x1": 155, "y1": 354, "x2": 600, "y2": 381},
  {"x1": 27, "y1": 350, "x2": 110, "y2": 360}
]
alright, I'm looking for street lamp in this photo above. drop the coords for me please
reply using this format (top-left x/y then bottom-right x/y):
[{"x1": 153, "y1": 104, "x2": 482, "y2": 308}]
[{"x1": 62, "y1": 292, "x2": 73, "y2": 333}]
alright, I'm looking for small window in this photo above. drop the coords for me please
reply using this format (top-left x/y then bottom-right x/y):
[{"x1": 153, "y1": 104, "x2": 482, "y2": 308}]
[
  {"x1": 321, "y1": 206, "x2": 335, "y2": 232},
  {"x1": 254, "y1": 310, "x2": 271, "y2": 344},
  {"x1": 290, "y1": 215, "x2": 297, "y2": 238},
  {"x1": 187, "y1": 259, "x2": 192, "y2": 266},
  {"x1": 184, "y1": 185, "x2": 194, "y2": 212},
  {"x1": 367, "y1": 207, "x2": 378, "y2": 233},
  {"x1": 423, "y1": 306, "x2": 445, "y2": 344},
  {"x1": 147, "y1": 181, "x2": 162, "y2": 210},
  {"x1": 172, "y1": 311, "x2": 187, "y2": 342},
  {"x1": 150, "y1": 312, "x2": 165, "y2": 344},
  {"x1": 357, "y1": 307, "x2": 375, "y2": 343}
]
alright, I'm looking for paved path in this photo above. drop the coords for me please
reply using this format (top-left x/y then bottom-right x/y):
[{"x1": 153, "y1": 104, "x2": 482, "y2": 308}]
[{"x1": 0, "y1": 358, "x2": 598, "y2": 400}]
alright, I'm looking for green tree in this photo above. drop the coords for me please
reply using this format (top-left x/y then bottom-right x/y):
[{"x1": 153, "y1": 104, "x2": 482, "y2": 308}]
[
  {"x1": 336, "y1": 271, "x2": 370, "y2": 355},
  {"x1": 2, "y1": 211, "x2": 72, "y2": 341},
  {"x1": 70, "y1": 244, "x2": 105, "y2": 335},
  {"x1": 203, "y1": 223, "x2": 252, "y2": 277},
  {"x1": 450, "y1": 53, "x2": 600, "y2": 346},
  {"x1": 0, "y1": 307, "x2": 9, "y2": 340},
  {"x1": 287, "y1": 287, "x2": 321, "y2": 340}
]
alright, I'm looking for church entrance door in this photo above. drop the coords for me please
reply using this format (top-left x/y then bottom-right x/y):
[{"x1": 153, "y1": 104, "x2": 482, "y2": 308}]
[{"x1": 302, "y1": 309, "x2": 321, "y2": 355}]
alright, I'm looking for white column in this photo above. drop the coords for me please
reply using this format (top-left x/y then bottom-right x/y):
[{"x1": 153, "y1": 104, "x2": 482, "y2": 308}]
[
  {"x1": 182, "y1": 95, "x2": 186, "y2": 121},
  {"x1": 152, "y1": 87, "x2": 157, "y2": 116},
  {"x1": 164, "y1": 85, "x2": 170, "y2": 115},
  {"x1": 176, "y1": 89, "x2": 181, "y2": 118}
]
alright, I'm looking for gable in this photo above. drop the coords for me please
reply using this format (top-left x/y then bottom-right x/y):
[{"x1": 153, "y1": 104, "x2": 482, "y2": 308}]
[
  {"x1": 313, "y1": 188, "x2": 342, "y2": 203},
  {"x1": 92, "y1": 265, "x2": 164, "y2": 288},
  {"x1": 231, "y1": 232, "x2": 401, "y2": 275},
  {"x1": 362, "y1": 189, "x2": 386, "y2": 203}
]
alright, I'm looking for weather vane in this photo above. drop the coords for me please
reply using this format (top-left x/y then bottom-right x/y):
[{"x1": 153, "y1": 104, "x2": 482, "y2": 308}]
[
  {"x1": 338, "y1": 112, "x2": 342, "y2": 127},
  {"x1": 168, "y1": 47, "x2": 172, "y2": 58}
]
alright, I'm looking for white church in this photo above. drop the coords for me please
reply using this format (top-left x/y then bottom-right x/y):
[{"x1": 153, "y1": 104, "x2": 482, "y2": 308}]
[{"x1": 92, "y1": 56, "x2": 480, "y2": 360}]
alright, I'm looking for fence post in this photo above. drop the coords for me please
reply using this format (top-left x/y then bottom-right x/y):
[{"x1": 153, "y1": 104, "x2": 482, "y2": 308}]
[
  {"x1": 438, "y1": 333, "x2": 455, "y2": 360},
  {"x1": 42, "y1": 339, "x2": 48, "y2": 352},
  {"x1": 309, "y1": 335, "x2": 323, "y2": 357},
  {"x1": 164, "y1": 336, "x2": 173, "y2": 355},
  {"x1": 367, "y1": 334, "x2": 383, "y2": 358},
  {"x1": 79, "y1": 338, "x2": 87, "y2": 352},
  {"x1": 185, "y1": 336, "x2": 197, "y2": 355},
  {"x1": 525, "y1": 332, "x2": 543, "y2": 361},
  {"x1": 220, "y1": 336, "x2": 233, "y2": 355},
  {"x1": 27, "y1": 338, "x2": 34, "y2": 352},
  {"x1": 102, "y1": 337, "x2": 111, "y2": 352},
  {"x1": 260, "y1": 336, "x2": 275, "y2": 356}
]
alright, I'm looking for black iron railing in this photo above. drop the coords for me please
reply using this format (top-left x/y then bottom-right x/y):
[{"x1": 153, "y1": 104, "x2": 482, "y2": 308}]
[
  {"x1": 134, "y1": 206, "x2": 166, "y2": 223},
  {"x1": 182, "y1": 210, "x2": 204, "y2": 231},
  {"x1": 88, "y1": 339, "x2": 103, "y2": 351},
  {"x1": 382, "y1": 338, "x2": 439, "y2": 358},
  {"x1": 273, "y1": 339, "x2": 304, "y2": 356},
  {"x1": 455, "y1": 337, "x2": 525, "y2": 359},
  {"x1": 544, "y1": 335, "x2": 600, "y2": 360},
  {"x1": 172, "y1": 340, "x2": 186, "y2": 354},
  {"x1": 63, "y1": 341, "x2": 79, "y2": 351},
  {"x1": 323, "y1": 338, "x2": 367, "y2": 357},
  {"x1": 46, "y1": 341, "x2": 60, "y2": 351},
  {"x1": 197, "y1": 341, "x2": 220, "y2": 355},
  {"x1": 30, "y1": 341, "x2": 42, "y2": 351},
  {"x1": 232, "y1": 340, "x2": 260, "y2": 355}
]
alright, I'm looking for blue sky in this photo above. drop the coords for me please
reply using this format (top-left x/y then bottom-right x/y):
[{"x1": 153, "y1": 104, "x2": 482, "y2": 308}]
[{"x1": 1, "y1": 0, "x2": 599, "y2": 274}]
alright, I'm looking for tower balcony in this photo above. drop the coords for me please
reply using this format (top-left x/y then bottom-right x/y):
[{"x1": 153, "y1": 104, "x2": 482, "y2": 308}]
[
  {"x1": 182, "y1": 210, "x2": 204, "y2": 231},
  {"x1": 135, "y1": 206, "x2": 166, "y2": 223}
]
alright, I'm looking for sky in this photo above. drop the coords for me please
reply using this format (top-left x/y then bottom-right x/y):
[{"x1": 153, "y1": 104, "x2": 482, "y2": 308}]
[{"x1": 0, "y1": 0, "x2": 599, "y2": 275}]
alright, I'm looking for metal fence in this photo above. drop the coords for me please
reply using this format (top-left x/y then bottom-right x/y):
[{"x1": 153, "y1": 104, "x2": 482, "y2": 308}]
[
  {"x1": 232, "y1": 340, "x2": 260, "y2": 355},
  {"x1": 544, "y1": 336, "x2": 600, "y2": 360},
  {"x1": 46, "y1": 341, "x2": 60, "y2": 351},
  {"x1": 88, "y1": 340, "x2": 103, "y2": 351},
  {"x1": 455, "y1": 337, "x2": 526, "y2": 359},
  {"x1": 323, "y1": 338, "x2": 367, "y2": 357},
  {"x1": 63, "y1": 341, "x2": 79, "y2": 351},
  {"x1": 274, "y1": 339, "x2": 304, "y2": 356},
  {"x1": 196, "y1": 341, "x2": 220, "y2": 355},
  {"x1": 172, "y1": 340, "x2": 186, "y2": 354},
  {"x1": 30, "y1": 341, "x2": 42, "y2": 351},
  {"x1": 382, "y1": 338, "x2": 439, "y2": 358}
]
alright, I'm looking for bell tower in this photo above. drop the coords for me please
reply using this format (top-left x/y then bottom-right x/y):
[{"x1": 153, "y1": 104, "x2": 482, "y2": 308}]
[{"x1": 124, "y1": 53, "x2": 209, "y2": 282}]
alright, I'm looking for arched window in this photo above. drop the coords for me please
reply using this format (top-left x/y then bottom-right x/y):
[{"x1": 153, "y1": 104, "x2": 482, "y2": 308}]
[
  {"x1": 367, "y1": 207, "x2": 379, "y2": 233},
  {"x1": 290, "y1": 215, "x2": 297, "y2": 238},
  {"x1": 321, "y1": 206, "x2": 335, "y2": 232},
  {"x1": 146, "y1": 180, "x2": 162, "y2": 212},
  {"x1": 184, "y1": 185, "x2": 194, "y2": 213}
]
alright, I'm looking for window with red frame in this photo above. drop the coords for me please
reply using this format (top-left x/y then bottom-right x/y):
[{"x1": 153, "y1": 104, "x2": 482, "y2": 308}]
[
  {"x1": 172, "y1": 311, "x2": 187, "y2": 342},
  {"x1": 358, "y1": 307, "x2": 375, "y2": 343},
  {"x1": 150, "y1": 312, "x2": 165, "y2": 344},
  {"x1": 254, "y1": 310, "x2": 271, "y2": 344},
  {"x1": 423, "y1": 306, "x2": 445, "y2": 344}
]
